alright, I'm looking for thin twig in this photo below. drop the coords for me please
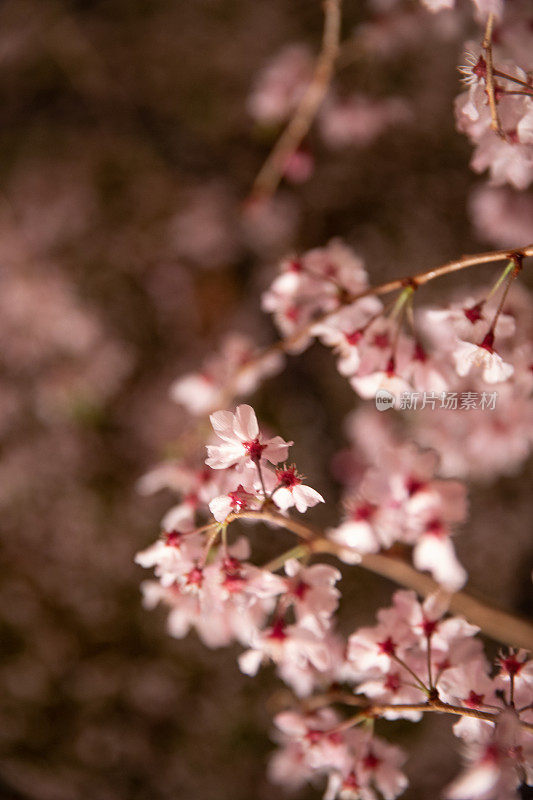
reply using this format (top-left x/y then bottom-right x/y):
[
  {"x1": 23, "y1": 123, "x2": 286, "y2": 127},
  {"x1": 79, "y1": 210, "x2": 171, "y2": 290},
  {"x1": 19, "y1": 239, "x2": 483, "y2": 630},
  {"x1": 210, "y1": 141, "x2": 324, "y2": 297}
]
[
  {"x1": 482, "y1": 13, "x2": 504, "y2": 138},
  {"x1": 250, "y1": 0, "x2": 342, "y2": 201},
  {"x1": 329, "y1": 699, "x2": 533, "y2": 733},
  {"x1": 493, "y1": 68, "x2": 533, "y2": 92}
]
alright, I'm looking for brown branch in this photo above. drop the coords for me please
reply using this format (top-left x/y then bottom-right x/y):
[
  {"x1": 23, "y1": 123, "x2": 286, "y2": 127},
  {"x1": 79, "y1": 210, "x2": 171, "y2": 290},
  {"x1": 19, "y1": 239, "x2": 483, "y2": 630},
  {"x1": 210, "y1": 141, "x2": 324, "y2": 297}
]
[
  {"x1": 482, "y1": 13, "x2": 504, "y2": 138},
  {"x1": 250, "y1": 0, "x2": 342, "y2": 201},
  {"x1": 331, "y1": 698, "x2": 533, "y2": 733},
  {"x1": 493, "y1": 68, "x2": 533, "y2": 92},
  {"x1": 226, "y1": 508, "x2": 533, "y2": 651}
]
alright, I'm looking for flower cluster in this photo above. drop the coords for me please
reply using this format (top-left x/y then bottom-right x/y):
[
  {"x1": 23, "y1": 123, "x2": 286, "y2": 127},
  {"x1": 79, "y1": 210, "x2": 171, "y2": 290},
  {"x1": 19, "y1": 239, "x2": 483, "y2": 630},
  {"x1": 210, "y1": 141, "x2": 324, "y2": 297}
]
[
  {"x1": 270, "y1": 708, "x2": 408, "y2": 800},
  {"x1": 170, "y1": 333, "x2": 284, "y2": 415},
  {"x1": 347, "y1": 591, "x2": 482, "y2": 714},
  {"x1": 247, "y1": 45, "x2": 410, "y2": 184},
  {"x1": 262, "y1": 240, "x2": 533, "y2": 481},
  {"x1": 441, "y1": 649, "x2": 533, "y2": 798},
  {"x1": 455, "y1": 41, "x2": 533, "y2": 190},
  {"x1": 136, "y1": 406, "x2": 348, "y2": 696},
  {"x1": 262, "y1": 239, "x2": 380, "y2": 351},
  {"x1": 329, "y1": 420, "x2": 468, "y2": 590},
  {"x1": 268, "y1": 592, "x2": 533, "y2": 800},
  {"x1": 137, "y1": 392, "x2": 533, "y2": 800}
]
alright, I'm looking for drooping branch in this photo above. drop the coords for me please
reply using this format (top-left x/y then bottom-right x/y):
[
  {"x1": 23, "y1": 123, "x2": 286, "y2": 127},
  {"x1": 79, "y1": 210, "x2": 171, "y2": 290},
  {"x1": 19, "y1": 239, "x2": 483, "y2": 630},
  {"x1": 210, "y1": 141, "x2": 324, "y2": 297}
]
[
  {"x1": 219, "y1": 507, "x2": 533, "y2": 651},
  {"x1": 250, "y1": 0, "x2": 342, "y2": 201},
  {"x1": 224, "y1": 245, "x2": 533, "y2": 402}
]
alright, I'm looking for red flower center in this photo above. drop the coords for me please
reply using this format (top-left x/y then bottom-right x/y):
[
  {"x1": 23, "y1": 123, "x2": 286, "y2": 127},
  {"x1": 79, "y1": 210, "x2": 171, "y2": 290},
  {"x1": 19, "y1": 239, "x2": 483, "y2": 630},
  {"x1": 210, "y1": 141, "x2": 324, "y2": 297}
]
[
  {"x1": 345, "y1": 329, "x2": 363, "y2": 346},
  {"x1": 276, "y1": 466, "x2": 301, "y2": 488},
  {"x1": 413, "y1": 341, "x2": 427, "y2": 362},
  {"x1": 293, "y1": 580, "x2": 309, "y2": 600},
  {"x1": 465, "y1": 690, "x2": 485, "y2": 708},
  {"x1": 422, "y1": 618, "x2": 438, "y2": 637},
  {"x1": 244, "y1": 438, "x2": 266, "y2": 462},
  {"x1": 373, "y1": 333, "x2": 390, "y2": 349},
  {"x1": 378, "y1": 636, "x2": 396, "y2": 656},
  {"x1": 406, "y1": 477, "x2": 425, "y2": 496},
  {"x1": 185, "y1": 567, "x2": 203, "y2": 587},
  {"x1": 165, "y1": 531, "x2": 182, "y2": 547},
  {"x1": 363, "y1": 752, "x2": 380, "y2": 771},
  {"x1": 480, "y1": 330, "x2": 495, "y2": 353},
  {"x1": 268, "y1": 619, "x2": 287, "y2": 641},
  {"x1": 463, "y1": 302, "x2": 484, "y2": 324},
  {"x1": 385, "y1": 672, "x2": 401, "y2": 693},
  {"x1": 352, "y1": 501, "x2": 375, "y2": 522},
  {"x1": 499, "y1": 653, "x2": 523, "y2": 677}
]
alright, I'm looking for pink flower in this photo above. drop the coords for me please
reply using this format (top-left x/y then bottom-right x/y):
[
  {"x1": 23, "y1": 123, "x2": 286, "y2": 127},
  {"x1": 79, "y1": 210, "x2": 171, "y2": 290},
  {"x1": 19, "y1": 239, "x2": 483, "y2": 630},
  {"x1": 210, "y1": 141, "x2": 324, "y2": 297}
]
[
  {"x1": 239, "y1": 618, "x2": 331, "y2": 696},
  {"x1": 272, "y1": 464, "x2": 325, "y2": 513},
  {"x1": 328, "y1": 498, "x2": 383, "y2": 562},
  {"x1": 319, "y1": 94, "x2": 411, "y2": 149},
  {"x1": 273, "y1": 708, "x2": 350, "y2": 772},
  {"x1": 262, "y1": 240, "x2": 371, "y2": 351},
  {"x1": 347, "y1": 603, "x2": 416, "y2": 675},
  {"x1": 205, "y1": 404, "x2": 292, "y2": 470},
  {"x1": 170, "y1": 333, "x2": 283, "y2": 415},
  {"x1": 351, "y1": 364, "x2": 412, "y2": 406},
  {"x1": 348, "y1": 591, "x2": 481, "y2": 692},
  {"x1": 438, "y1": 657, "x2": 499, "y2": 741},
  {"x1": 469, "y1": 185, "x2": 533, "y2": 249},
  {"x1": 247, "y1": 43, "x2": 313, "y2": 125},
  {"x1": 312, "y1": 299, "x2": 384, "y2": 377},
  {"x1": 445, "y1": 708, "x2": 533, "y2": 800},
  {"x1": 208, "y1": 484, "x2": 262, "y2": 522},
  {"x1": 453, "y1": 336, "x2": 514, "y2": 384},
  {"x1": 283, "y1": 558, "x2": 341, "y2": 634},
  {"x1": 135, "y1": 530, "x2": 204, "y2": 588},
  {"x1": 412, "y1": 531, "x2": 467, "y2": 591}
]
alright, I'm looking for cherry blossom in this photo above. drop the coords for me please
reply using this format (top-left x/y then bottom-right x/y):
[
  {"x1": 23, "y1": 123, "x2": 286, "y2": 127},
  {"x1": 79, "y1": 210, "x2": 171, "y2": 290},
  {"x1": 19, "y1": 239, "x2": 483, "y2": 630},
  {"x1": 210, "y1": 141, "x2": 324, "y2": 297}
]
[
  {"x1": 283, "y1": 558, "x2": 341, "y2": 634},
  {"x1": 208, "y1": 483, "x2": 263, "y2": 522},
  {"x1": 271, "y1": 713, "x2": 408, "y2": 800},
  {"x1": 453, "y1": 336, "x2": 514, "y2": 384},
  {"x1": 239, "y1": 618, "x2": 332, "y2": 696},
  {"x1": 328, "y1": 427, "x2": 469, "y2": 588},
  {"x1": 445, "y1": 708, "x2": 533, "y2": 800},
  {"x1": 455, "y1": 47, "x2": 533, "y2": 189},
  {"x1": 138, "y1": 537, "x2": 287, "y2": 649},
  {"x1": 272, "y1": 464, "x2": 325, "y2": 513},
  {"x1": 470, "y1": 185, "x2": 533, "y2": 249},
  {"x1": 348, "y1": 591, "x2": 481, "y2": 700},
  {"x1": 247, "y1": 43, "x2": 313, "y2": 125},
  {"x1": 170, "y1": 333, "x2": 283, "y2": 416},
  {"x1": 319, "y1": 94, "x2": 411, "y2": 149},
  {"x1": 262, "y1": 240, "x2": 372, "y2": 351},
  {"x1": 205, "y1": 404, "x2": 292, "y2": 471}
]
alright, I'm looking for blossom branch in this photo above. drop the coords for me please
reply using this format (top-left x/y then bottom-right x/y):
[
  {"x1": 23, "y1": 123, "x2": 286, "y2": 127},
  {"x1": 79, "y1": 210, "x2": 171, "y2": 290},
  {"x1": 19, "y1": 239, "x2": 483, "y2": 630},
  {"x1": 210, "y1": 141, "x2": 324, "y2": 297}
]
[
  {"x1": 226, "y1": 245, "x2": 533, "y2": 400},
  {"x1": 222, "y1": 507, "x2": 533, "y2": 651},
  {"x1": 250, "y1": 0, "x2": 342, "y2": 201}
]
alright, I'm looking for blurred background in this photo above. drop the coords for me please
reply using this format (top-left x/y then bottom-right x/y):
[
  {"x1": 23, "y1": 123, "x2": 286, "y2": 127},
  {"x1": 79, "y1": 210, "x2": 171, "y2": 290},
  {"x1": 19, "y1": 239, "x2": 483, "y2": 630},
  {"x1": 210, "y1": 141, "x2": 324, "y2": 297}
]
[{"x1": 0, "y1": 1, "x2": 531, "y2": 798}]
